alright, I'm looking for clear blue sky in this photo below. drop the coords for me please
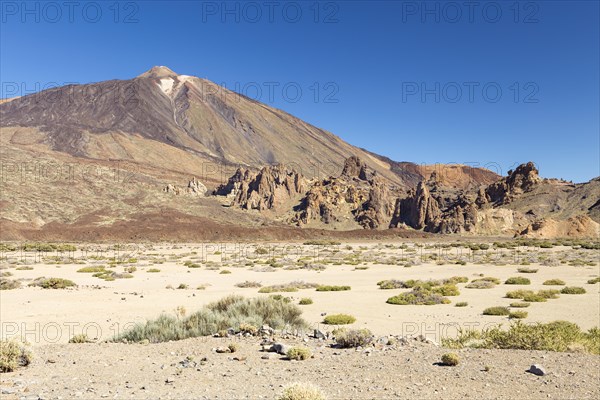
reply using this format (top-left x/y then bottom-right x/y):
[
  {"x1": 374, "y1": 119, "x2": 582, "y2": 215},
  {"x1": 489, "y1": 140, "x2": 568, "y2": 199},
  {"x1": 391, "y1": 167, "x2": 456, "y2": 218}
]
[{"x1": 1, "y1": 1, "x2": 598, "y2": 182}]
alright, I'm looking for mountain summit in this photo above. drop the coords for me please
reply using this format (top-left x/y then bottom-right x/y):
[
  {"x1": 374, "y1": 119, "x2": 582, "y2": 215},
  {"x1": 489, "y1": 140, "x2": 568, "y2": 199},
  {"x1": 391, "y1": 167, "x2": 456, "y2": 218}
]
[{"x1": 0, "y1": 67, "x2": 497, "y2": 188}]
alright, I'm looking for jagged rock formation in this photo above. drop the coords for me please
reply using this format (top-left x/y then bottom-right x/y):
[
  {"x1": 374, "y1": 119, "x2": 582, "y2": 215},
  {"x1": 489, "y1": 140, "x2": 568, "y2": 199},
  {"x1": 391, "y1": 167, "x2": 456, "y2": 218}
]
[
  {"x1": 163, "y1": 177, "x2": 207, "y2": 196},
  {"x1": 341, "y1": 156, "x2": 369, "y2": 181},
  {"x1": 214, "y1": 157, "x2": 598, "y2": 238},
  {"x1": 389, "y1": 181, "x2": 478, "y2": 234},
  {"x1": 214, "y1": 165, "x2": 306, "y2": 211},
  {"x1": 485, "y1": 162, "x2": 541, "y2": 205}
]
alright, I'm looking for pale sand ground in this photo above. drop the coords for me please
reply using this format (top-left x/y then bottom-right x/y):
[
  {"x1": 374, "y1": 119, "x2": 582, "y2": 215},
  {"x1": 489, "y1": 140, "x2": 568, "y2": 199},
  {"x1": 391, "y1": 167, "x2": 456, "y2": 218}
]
[{"x1": 1, "y1": 242, "x2": 599, "y2": 346}]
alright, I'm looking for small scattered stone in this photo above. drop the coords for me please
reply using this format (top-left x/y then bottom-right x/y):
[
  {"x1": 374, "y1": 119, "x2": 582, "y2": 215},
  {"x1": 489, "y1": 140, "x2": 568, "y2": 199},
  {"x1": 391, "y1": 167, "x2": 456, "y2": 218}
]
[{"x1": 528, "y1": 364, "x2": 546, "y2": 376}]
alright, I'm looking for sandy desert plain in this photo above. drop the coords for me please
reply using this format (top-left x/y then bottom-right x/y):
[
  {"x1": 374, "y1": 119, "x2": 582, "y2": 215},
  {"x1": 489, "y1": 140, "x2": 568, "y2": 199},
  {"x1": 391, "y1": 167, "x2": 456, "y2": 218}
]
[{"x1": 0, "y1": 239, "x2": 599, "y2": 399}]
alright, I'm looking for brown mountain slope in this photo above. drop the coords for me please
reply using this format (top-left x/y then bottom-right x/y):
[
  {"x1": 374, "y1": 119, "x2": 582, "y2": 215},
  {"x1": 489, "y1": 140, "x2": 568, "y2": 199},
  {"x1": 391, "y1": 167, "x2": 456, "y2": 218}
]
[{"x1": 0, "y1": 66, "x2": 497, "y2": 189}]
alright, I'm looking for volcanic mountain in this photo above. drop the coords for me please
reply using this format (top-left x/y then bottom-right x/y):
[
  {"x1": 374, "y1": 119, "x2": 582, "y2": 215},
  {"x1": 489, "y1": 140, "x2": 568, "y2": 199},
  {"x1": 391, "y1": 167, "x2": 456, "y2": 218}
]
[
  {"x1": 1, "y1": 67, "x2": 595, "y2": 240},
  {"x1": 0, "y1": 66, "x2": 498, "y2": 188}
]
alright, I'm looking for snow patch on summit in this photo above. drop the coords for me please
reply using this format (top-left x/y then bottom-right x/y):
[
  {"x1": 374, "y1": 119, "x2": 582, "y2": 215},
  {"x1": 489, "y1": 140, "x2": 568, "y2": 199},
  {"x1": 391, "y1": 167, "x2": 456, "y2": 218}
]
[{"x1": 158, "y1": 78, "x2": 175, "y2": 95}]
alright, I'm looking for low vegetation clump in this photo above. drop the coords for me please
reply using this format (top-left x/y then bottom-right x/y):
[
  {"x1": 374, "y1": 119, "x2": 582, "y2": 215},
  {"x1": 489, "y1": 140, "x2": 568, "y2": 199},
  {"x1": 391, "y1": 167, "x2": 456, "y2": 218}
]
[
  {"x1": 303, "y1": 240, "x2": 341, "y2": 246},
  {"x1": 15, "y1": 266, "x2": 33, "y2": 271},
  {"x1": 323, "y1": 314, "x2": 356, "y2": 325},
  {"x1": 505, "y1": 277, "x2": 531, "y2": 285},
  {"x1": 114, "y1": 295, "x2": 307, "y2": 343},
  {"x1": 77, "y1": 266, "x2": 106, "y2": 273},
  {"x1": 443, "y1": 321, "x2": 600, "y2": 355},
  {"x1": 509, "y1": 311, "x2": 528, "y2": 319},
  {"x1": 0, "y1": 278, "x2": 21, "y2": 290},
  {"x1": 432, "y1": 284, "x2": 460, "y2": 296},
  {"x1": 277, "y1": 382, "x2": 327, "y2": 400},
  {"x1": 441, "y1": 352, "x2": 459, "y2": 366},
  {"x1": 386, "y1": 287, "x2": 451, "y2": 305},
  {"x1": 287, "y1": 347, "x2": 312, "y2": 360},
  {"x1": 235, "y1": 280, "x2": 262, "y2": 288},
  {"x1": 561, "y1": 286, "x2": 586, "y2": 294},
  {"x1": 466, "y1": 280, "x2": 496, "y2": 289},
  {"x1": 0, "y1": 339, "x2": 33, "y2": 372},
  {"x1": 455, "y1": 302, "x2": 468, "y2": 307},
  {"x1": 587, "y1": 277, "x2": 600, "y2": 284},
  {"x1": 377, "y1": 279, "x2": 405, "y2": 289},
  {"x1": 543, "y1": 279, "x2": 566, "y2": 286},
  {"x1": 68, "y1": 334, "x2": 93, "y2": 343},
  {"x1": 483, "y1": 306, "x2": 510, "y2": 316},
  {"x1": 299, "y1": 298, "x2": 313, "y2": 305},
  {"x1": 227, "y1": 343, "x2": 238, "y2": 353},
  {"x1": 238, "y1": 322, "x2": 258, "y2": 335},
  {"x1": 259, "y1": 281, "x2": 318, "y2": 293},
  {"x1": 219, "y1": 269, "x2": 232, "y2": 274},
  {"x1": 510, "y1": 302, "x2": 530, "y2": 308},
  {"x1": 334, "y1": 328, "x2": 373, "y2": 348},
  {"x1": 147, "y1": 268, "x2": 161, "y2": 273},
  {"x1": 517, "y1": 267, "x2": 539, "y2": 273},
  {"x1": 537, "y1": 289, "x2": 560, "y2": 299},
  {"x1": 505, "y1": 289, "x2": 534, "y2": 299},
  {"x1": 30, "y1": 277, "x2": 76, "y2": 289},
  {"x1": 316, "y1": 285, "x2": 351, "y2": 292},
  {"x1": 177, "y1": 283, "x2": 189, "y2": 290}
]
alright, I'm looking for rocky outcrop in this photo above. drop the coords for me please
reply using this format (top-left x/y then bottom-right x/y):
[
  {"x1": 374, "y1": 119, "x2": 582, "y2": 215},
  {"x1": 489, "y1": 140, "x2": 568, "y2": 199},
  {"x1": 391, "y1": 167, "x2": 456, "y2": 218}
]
[
  {"x1": 389, "y1": 182, "x2": 477, "y2": 234},
  {"x1": 215, "y1": 165, "x2": 306, "y2": 211},
  {"x1": 163, "y1": 177, "x2": 207, "y2": 196},
  {"x1": 519, "y1": 215, "x2": 600, "y2": 238},
  {"x1": 341, "y1": 156, "x2": 369, "y2": 181},
  {"x1": 354, "y1": 176, "x2": 395, "y2": 229},
  {"x1": 485, "y1": 162, "x2": 541, "y2": 205},
  {"x1": 291, "y1": 158, "x2": 397, "y2": 228}
]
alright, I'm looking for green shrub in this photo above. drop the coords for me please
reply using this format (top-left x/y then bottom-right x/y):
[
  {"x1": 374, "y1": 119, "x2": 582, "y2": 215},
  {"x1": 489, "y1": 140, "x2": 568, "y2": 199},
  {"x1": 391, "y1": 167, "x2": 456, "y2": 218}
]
[
  {"x1": 466, "y1": 280, "x2": 495, "y2": 289},
  {"x1": 443, "y1": 321, "x2": 600, "y2": 355},
  {"x1": 316, "y1": 285, "x2": 351, "y2": 292},
  {"x1": 455, "y1": 302, "x2": 468, "y2": 307},
  {"x1": 509, "y1": 311, "x2": 528, "y2": 319},
  {"x1": 147, "y1": 268, "x2": 161, "y2": 273},
  {"x1": 69, "y1": 334, "x2": 93, "y2": 343},
  {"x1": 523, "y1": 293, "x2": 547, "y2": 302},
  {"x1": 259, "y1": 281, "x2": 318, "y2": 293},
  {"x1": 323, "y1": 314, "x2": 356, "y2": 325},
  {"x1": 0, "y1": 339, "x2": 32, "y2": 372},
  {"x1": 77, "y1": 266, "x2": 106, "y2": 273},
  {"x1": 303, "y1": 240, "x2": 340, "y2": 246},
  {"x1": 334, "y1": 328, "x2": 373, "y2": 348},
  {"x1": 299, "y1": 298, "x2": 313, "y2": 305},
  {"x1": 510, "y1": 302, "x2": 530, "y2": 308},
  {"x1": 432, "y1": 284, "x2": 460, "y2": 296},
  {"x1": 277, "y1": 383, "x2": 326, "y2": 400},
  {"x1": 30, "y1": 277, "x2": 76, "y2": 289},
  {"x1": 377, "y1": 279, "x2": 405, "y2": 289},
  {"x1": 483, "y1": 307, "x2": 510, "y2": 316},
  {"x1": 235, "y1": 281, "x2": 262, "y2": 288},
  {"x1": 0, "y1": 278, "x2": 21, "y2": 290},
  {"x1": 543, "y1": 279, "x2": 565, "y2": 286},
  {"x1": 287, "y1": 347, "x2": 312, "y2": 360},
  {"x1": 114, "y1": 295, "x2": 307, "y2": 343},
  {"x1": 227, "y1": 343, "x2": 239, "y2": 353},
  {"x1": 561, "y1": 286, "x2": 586, "y2": 294},
  {"x1": 587, "y1": 277, "x2": 600, "y2": 284},
  {"x1": 15, "y1": 266, "x2": 33, "y2": 271},
  {"x1": 441, "y1": 352, "x2": 459, "y2": 366},
  {"x1": 219, "y1": 270, "x2": 231, "y2": 274},
  {"x1": 537, "y1": 289, "x2": 560, "y2": 299},
  {"x1": 505, "y1": 289, "x2": 534, "y2": 299},
  {"x1": 177, "y1": 283, "x2": 189, "y2": 289},
  {"x1": 238, "y1": 322, "x2": 258, "y2": 335},
  {"x1": 386, "y1": 288, "x2": 451, "y2": 305},
  {"x1": 517, "y1": 267, "x2": 538, "y2": 273},
  {"x1": 505, "y1": 277, "x2": 531, "y2": 285}
]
